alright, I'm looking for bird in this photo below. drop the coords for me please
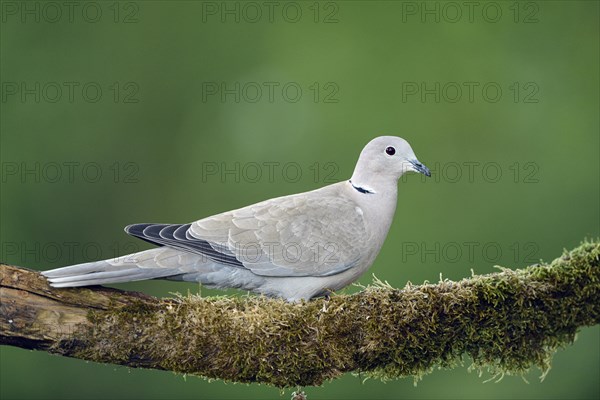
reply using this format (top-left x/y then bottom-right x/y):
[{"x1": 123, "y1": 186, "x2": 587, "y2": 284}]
[{"x1": 42, "y1": 136, "x2": 431, "y2": 301}]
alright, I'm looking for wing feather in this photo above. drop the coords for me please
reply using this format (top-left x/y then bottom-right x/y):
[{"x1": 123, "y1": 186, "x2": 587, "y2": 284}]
[{"x1": 125, "y1": 187, "x2": 370, "y2": 277}]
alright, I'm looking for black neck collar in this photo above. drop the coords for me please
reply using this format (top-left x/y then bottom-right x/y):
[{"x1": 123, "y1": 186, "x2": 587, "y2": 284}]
[{"x1": 349, "y1": 180, "x2": 375, "y2": 194}]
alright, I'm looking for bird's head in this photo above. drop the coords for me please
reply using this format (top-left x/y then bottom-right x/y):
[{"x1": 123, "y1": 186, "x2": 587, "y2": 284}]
[{"x1": 351, "y1": 136, "x2": 431, "y2": 191}]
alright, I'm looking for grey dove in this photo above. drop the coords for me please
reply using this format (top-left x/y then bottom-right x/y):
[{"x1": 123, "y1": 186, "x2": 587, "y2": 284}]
[{"x1": 43, "y1": 136, "x2": 430, "y2": 301}]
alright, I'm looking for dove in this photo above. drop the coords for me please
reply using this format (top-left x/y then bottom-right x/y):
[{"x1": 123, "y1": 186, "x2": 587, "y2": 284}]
[{"x1": 42, "y1": 136, "x2": 430, "y2": 301}]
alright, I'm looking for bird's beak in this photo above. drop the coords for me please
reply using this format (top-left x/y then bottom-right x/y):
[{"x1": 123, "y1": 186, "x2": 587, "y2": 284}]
[{"x1": 409, "y1": 159, "x2": 431, "y2": 177}]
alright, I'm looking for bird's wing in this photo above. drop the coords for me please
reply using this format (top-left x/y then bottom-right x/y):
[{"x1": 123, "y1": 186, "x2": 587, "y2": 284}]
[{"x1": 125, "y1": 190, "x2": 370, "y2": 277}]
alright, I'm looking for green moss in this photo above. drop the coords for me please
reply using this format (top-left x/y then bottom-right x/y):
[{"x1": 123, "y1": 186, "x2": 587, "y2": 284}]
[{"x1": 55, "y1": 240, "x2": 599, "y2": 388}]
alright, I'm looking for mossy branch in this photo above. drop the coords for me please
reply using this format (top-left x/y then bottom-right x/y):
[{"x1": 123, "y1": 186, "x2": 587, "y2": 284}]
[{"x1": 1, "y1": 240, "x2": 599, "y2": 388}]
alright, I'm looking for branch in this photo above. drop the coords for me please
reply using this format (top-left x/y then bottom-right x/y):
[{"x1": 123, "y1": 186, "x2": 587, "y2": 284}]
[{"x1": 1, "y1": 240, "x2": 599, "y2": 388}]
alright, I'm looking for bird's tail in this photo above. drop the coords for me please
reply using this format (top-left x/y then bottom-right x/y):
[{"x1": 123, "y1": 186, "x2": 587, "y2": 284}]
[{"x1": 42, "y1": 248, "x2": 184, "y2": 287}]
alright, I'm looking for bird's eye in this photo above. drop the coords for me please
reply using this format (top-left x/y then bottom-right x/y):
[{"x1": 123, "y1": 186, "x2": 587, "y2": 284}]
[{"x1": 385, "y1": 146, "x2": 396, "y2": 156}]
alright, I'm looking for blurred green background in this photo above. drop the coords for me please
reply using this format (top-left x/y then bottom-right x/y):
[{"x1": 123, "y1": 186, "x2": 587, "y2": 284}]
[{"x1": 1, "y1": 1, "x2": 598, "y2": 399}]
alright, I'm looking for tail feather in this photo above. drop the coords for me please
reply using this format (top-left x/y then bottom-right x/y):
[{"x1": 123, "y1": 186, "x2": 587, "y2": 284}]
[
  {"x1": 41, "y1": 247, "x2": 262, "y2": 290},
  {"x1": 48, "y1": 268, "x2": 180, "y2": 287},
  {"x1": 41, "y1": 261, "x2": 127, "y2": 278},
  {"x1": 42, "y1": 248, "x2": 184, "y2": 287},
  {"x1": 46, "y1": 267, "x2": 144, "y2": 284}
]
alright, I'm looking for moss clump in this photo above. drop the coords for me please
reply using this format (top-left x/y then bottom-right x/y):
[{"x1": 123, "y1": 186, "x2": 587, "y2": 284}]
[{"x1": 58, "y1": 240, "x2": 599, "y2": 388}]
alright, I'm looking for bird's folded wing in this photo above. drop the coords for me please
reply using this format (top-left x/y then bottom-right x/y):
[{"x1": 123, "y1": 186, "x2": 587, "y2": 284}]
[{"x1": 126, "y1": 193, "x2": 369, "y2": 277}]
